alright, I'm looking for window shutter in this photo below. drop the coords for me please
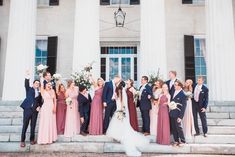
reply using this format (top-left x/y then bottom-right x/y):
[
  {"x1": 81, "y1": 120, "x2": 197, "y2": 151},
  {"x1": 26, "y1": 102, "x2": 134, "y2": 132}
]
[
  {"x1": 100, "y1": 0, "x2": 110, "y2": 5},
  {"x1": 0, "y1": 0, "x2": 3, "y2": 6},
  {"x1": 47, "y1": 36, "x2": 58, "y2": 75},
  {"x1": 49, "y1": 0, "x2": 59, "y2": 6},
  {"x1": 184, "y1": 35, "x2": 195, "y2": 82},
  {"x1": 130, "y1": 0, "x2": 140, "y2": 5},
  {"x1": 182, "y1": 0, "x2": 193, "y2": 4}
]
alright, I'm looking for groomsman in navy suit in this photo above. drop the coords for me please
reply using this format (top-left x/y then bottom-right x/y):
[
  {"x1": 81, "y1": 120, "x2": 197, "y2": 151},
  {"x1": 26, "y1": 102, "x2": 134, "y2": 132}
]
[
  {"x1": 138, "y1": 76, "x2": 153, "y2": 136},
  {"x1": 20, "y1": 71, "x2": 42, "y2": 147},
  {"x1": 192, "y1": 76, "x2": 209, "y2": 137},
  {"x1": 102, "y1": 75, "x2": 121, "y2": 134},
  {"x1": 165, "y1": 71, "x2": 178, "y2": 99},
  {"x1": 43, "y1": 71, "x2": 56, "y2": 91},
  {"x1": 169, "y1": 80, "x2": 187, "y2": 146}
]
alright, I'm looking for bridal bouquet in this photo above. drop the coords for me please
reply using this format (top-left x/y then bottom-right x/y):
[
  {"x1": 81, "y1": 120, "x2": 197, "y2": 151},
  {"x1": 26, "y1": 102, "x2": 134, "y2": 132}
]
[
  {"x1": 65, "y1": 97, "x2": 72, "y2": 109},
  {"x1": 53, "y1": 73, "x2": 62, "y2": 81},
  {"x1": 71, "y1": 61, "x2": 94, "y2": 90},
  {"x1": 37, "y1": 64, "x2": 48, "y2": 74},
  {"x1": 168, "y1": 101, "x2": 182, "y2": 111},
  {"x1": 116, "y1": 107, "x2": 126, "y2": 121}
]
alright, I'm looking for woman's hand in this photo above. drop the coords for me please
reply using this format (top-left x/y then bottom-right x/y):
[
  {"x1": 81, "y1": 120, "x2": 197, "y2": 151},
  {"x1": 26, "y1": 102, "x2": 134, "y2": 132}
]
[
  {"x1": 53, "y1": 107, "x2": 56, "y2": 114},
  {"x1": 80, "y1": 117, "x2": 84, "y2": 124}
]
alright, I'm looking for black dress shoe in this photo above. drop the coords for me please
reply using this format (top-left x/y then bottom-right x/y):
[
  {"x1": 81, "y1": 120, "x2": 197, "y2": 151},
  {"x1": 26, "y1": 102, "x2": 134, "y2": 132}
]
[
  {"x1": 203, "y1": 133, "x2": 208, "y2": 137},
  {"x1": 80, "y1": 131, "x2": 87, "y2": 136},
  {"x1": 30, "y1": 140, "x2": 37, "y2": 145},
  {"x1": 194, "y1": 133, "x2": 200, "y2": 136}
]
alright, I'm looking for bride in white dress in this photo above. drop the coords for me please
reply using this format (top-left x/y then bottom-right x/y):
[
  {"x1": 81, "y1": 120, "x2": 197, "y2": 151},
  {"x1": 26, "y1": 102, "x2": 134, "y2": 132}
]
[{"x1": 106, "y1": 81, "x2": 149, "y2": 156}]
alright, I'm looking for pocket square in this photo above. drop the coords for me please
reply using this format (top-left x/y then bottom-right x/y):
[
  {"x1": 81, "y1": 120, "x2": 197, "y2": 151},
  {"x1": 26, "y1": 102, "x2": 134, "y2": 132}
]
[{"x1": 177, "y1": 98, "x2": 180, "y2": 100}]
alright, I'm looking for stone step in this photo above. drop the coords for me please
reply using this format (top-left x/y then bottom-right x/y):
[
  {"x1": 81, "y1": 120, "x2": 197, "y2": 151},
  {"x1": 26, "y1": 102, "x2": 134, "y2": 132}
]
[
  {"x1": 1, "y1": 133, "x2": 235, "y2": 144},
  {"x1": 2, "y1": 125, "x2": 235, "y2": 134},
  {"x1": 0, "y1": 142, "x2": 234, "y2": 154},
  {"x1": 209, "y1": 106, "x2": 235, "y2": 113},
  {"x1": 0, "y1": 106, "x2": 22, "y2": 112}
]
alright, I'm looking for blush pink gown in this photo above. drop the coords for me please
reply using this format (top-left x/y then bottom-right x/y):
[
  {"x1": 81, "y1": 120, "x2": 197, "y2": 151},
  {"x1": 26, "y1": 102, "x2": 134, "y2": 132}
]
[
  {"x1": 64, "y1": 87, "x2": 80, "y2": 137},
  {"x1": 38, "y1": 90, "x2": 57, "y2": 144},
  {"x1": 89, "y1": 88, "x2": 103, "y2": 135}
]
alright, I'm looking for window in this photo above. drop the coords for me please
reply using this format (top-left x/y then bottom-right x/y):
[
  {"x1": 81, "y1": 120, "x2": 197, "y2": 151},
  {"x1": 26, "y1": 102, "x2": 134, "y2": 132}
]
[
  {"x1": 100, "y1": 0, "x2": 139, "y2": 5},
  {"x1": 111, "y1": 0, "x2": 129, "y2": 5},
  {"x1": 182, "y1": 0, "x2": 205, "y2": 5},
  {"x1": 37, "y1": 0, "x2": 59, "y2": 7},
  {"x1": 0, "y1": 0, "x2": 3, "y2": 6},
  {"x1": 35, "y1": 36, "x2": 58, "y2": 79},
  {"x1": 184, "y1": 35, "x2": 207, "y2": 84},
  {"x1": 194, "y1": 38, "x2": 207, "y2": 84},
  {"x1": 100, "y1": 46, "x2": 137, "y2": 81},
  {"x1": 35, "y1": 39, "x2": 48, "y2": 78}
]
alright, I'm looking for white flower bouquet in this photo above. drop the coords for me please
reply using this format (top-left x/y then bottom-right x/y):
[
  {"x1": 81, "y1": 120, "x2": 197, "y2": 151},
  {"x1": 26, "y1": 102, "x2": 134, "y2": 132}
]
[
  {"x1": 65, "y1": 97, "x2": 72, "y2": 107},
  {"x1": 71, "y1": 61, "x2": 95, "y2": 90},
  {"x1": 168, "y1": 101, "x2": 182, "y2": 111},
  {"x1": 36, "y1": 64, "x2": 48, "y2": 74},
  {"x1": 116, "y1": 107, "x2": 126, "y2": 121},
  {"x1": 53, "y1": 73, "x2": 62, "y2": 81}
]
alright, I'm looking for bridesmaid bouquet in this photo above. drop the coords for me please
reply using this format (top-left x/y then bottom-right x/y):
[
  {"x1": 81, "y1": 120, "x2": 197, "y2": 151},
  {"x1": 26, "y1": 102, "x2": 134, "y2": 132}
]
[
  {"x1": 116, "y1": 107, "x2": 126, "y2": 121},
  {"x1": 65, "y1": 97, "x2": 72, "y2": 108},
  {"x1": 37, "y1": 64, "x2": 48, "y2": 74},
  {"x1": 71, "y1": 61, "x2": 95, "y2": 90},
  {"x1": 168, "y1": 101, "x2": 182, "y2": 111},
  {"x1": 53, "y1": 73, "x2": 62, "y2": 81}
]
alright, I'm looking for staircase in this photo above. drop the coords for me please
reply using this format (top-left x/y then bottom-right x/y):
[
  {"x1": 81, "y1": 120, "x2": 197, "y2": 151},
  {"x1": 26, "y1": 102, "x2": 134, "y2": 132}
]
[{"x1": 0, "y1": 101, "x2": 235, "y2": 154}]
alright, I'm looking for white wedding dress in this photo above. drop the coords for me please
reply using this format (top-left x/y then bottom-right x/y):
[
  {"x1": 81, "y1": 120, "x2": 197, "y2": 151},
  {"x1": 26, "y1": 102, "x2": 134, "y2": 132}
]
[{"x1": 106, "y1": 89, "x2": 149, "y2": 156}]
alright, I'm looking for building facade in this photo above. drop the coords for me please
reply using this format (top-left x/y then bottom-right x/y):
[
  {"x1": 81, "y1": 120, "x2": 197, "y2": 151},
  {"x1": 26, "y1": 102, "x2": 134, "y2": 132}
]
[{"x1": 0, "y1": 0, "x2": 235, "y2": 101}]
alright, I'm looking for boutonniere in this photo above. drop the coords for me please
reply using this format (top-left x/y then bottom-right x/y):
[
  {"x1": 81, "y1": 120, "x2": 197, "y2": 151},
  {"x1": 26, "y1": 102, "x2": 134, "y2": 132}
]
[{"x1": 177, "y1": 98, "x2": 180, "y2": 100}]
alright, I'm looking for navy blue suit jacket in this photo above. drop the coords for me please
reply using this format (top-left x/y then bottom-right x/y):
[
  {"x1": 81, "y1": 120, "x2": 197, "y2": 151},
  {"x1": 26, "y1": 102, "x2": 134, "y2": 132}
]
[
  {"x1": 165, "y1": 79, "x2": 177, "y2": 100},
  {"x1": 193, "y1": 84, "x2": 209, "y2": 109},
  {"x1": 102, "y1": 81, "x2": 115, "y2": 105},
  {"x1": 78, "y1": 94, "x2": 92, "y2": 118},
  {"x1": 169, "y1": 90, "x2": 187, "y2": 119},
  {"x1": 20, "y1": 79, "x2": 42, "y2": 110},
  {"x1": 138, "y1": 84, "x2": 153, "y2": 111}
]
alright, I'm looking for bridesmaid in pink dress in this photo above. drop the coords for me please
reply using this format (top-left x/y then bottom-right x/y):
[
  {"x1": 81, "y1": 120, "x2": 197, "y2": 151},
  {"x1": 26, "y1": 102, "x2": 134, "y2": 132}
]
[
  {"x1": 38, "y1": 79, "x2": 57, "y2": 144},
  {"x1": 182, "y1": 79, "x2": 196, "y2": 141},
  {"x1": 64, "y1": 80, "x2": 80, "y2": 137},
  {"x1": 89, "y1": 78, "x2": 104, "y2": 135},
  {"x1": 150, "y1": 80, "x2": 163, "y2": 136},
  {"x1": 157, "y1": 84, "x2": 171, "y2": 145},
  {"x1": 56, "y1": 84, "x2": 67, "y2": 135}
]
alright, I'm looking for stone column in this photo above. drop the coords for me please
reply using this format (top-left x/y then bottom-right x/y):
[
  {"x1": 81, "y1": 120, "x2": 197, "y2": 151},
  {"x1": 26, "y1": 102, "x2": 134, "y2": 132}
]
[
  {"x1": 2, "y1": 0, "x2": 37, "y2": 100},
  {"x1": 72, "y1": 0, "x2": 100, "y2": 78},
  {"x1": 206, "y1": 0, "x2": 235, "y2": 101},
  {"x1": 139, "y1": 0, "x2": 167, "y2": 80}
]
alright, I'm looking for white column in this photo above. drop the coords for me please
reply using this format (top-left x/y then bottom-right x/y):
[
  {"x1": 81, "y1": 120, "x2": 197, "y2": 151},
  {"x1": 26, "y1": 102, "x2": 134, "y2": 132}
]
[
  {"x1": 72, "y1": 0, "x2": 100, "y2": 78},
  {"x1": 139, "y1": 0, "x2": 167, "y2": 80},
  {"x1": 206, "y1": 0, "x2": 235, "y2": 101},
  {"x1": 2, "y1": 0, "x2": 37, "y2": 100}
]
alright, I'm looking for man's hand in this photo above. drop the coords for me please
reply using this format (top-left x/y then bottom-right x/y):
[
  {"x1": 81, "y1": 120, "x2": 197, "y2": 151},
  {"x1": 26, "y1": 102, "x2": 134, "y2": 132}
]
[
  {"x1": 80, "y1": 117, "x2": 84, "y2": 124},
  {"x1": 25, "y1": 70, "x2": 31, "y2": 79},
  {"x1": 201, "y1": 108, "x2": 206, "y2": 112},
  {"x1": 177, "y1": 118, "x2": 182, "y2": 123},
  {"x1": 103, "y1": 102, "x2": 107, "y2": 108},
  {"x1": 36, "y1": 107, "x2": 40, "y2": 112}
]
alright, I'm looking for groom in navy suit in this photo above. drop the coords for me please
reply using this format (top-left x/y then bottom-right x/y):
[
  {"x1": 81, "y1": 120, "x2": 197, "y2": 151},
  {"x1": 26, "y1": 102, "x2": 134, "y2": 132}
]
[
  {"x1": 192, "y1": 76, "x2": 209, "y2": 137},
  {"x1": 20, "y1": 71, "x2": 42, "y2": 147},
  {"x1": 102, "y1": 75, "x2": 121, "y2": 134},
  {"x1": 138, "y1": 76, "x2": 153, "y2": 136},
  {"x1": 165, "y1": 71, "x2": 178, "y2": 99},
  {"x1": 169, "y1": 80, "x2": 187, "y2": 146}
]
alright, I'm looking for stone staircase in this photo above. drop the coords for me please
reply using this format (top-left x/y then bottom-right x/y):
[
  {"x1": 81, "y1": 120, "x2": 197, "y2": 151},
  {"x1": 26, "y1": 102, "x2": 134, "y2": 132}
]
[{"x1": 0, "y1": 101, "x2": 235, "y2": 154}]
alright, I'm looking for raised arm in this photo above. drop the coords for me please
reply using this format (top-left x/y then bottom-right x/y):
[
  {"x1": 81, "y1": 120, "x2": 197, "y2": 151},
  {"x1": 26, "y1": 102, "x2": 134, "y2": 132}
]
[{"x1": 24, "y1": 70, "x2": 31, "y2": 92}]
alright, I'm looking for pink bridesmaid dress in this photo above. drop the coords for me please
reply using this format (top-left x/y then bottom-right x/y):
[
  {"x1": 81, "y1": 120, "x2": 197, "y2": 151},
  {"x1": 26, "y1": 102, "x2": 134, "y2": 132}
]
[
  {"x1": 56, "y1": 92, "x2": 67, "y2": 134},
  {"x1": 150, "y1": 89, "x2": 162, "y2": 136},
  {"x1": 89, "y1": 88, "x2": 103, "y2": 135},
  {"x1": 157, "y1": 94, "x2": 170, "y2": 145},
  {"x1": 182, "y1": 91, "x2": 196, "y2": 140},
  {"x1": 38, "y1": 90, "x2": 57, "y2": 144},
  {"x1": 64, "y1": 87, "x2": 80, "y2": 137}
]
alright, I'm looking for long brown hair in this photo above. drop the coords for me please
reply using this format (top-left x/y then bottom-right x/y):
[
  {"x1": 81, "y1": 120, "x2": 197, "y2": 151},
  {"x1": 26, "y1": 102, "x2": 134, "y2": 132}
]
[
  {"x1": 153, "y1": 79, "x2": 164, "y2": 92},
  {"x1": 115, "y1": 81, "x2": 125, "y2": 103}
]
